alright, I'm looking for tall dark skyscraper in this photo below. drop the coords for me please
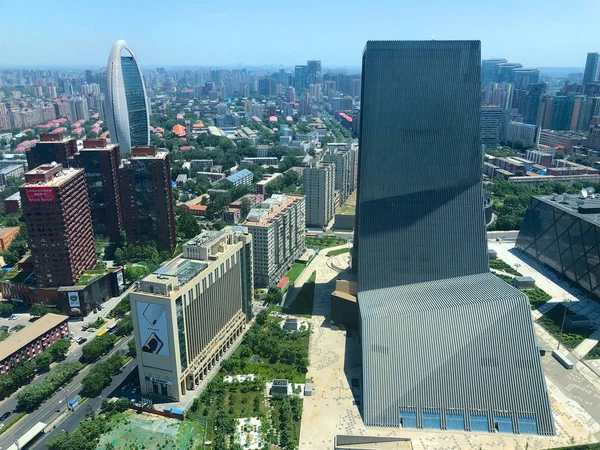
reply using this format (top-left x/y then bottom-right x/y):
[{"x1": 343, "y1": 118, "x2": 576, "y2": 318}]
[
  {"x1": 306, "y1": 60, "x2": 322, "y2": 85},
  {"x1": 355, "y1": 40, "x2": 554, "y2": 435},
  {"x1": 481, "y1": 58, "x2": 506, "y2": 86},
  {"x1": 583, "y1": 52, "x2": 600, "y2": 86},
  {"x1": 294, "y1": 65, "x2": 307, "y2": 92}
]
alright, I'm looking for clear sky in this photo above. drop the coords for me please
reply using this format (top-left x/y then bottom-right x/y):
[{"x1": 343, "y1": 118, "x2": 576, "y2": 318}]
[{"x1": 1, "y1": 0, "x2": 598, "y2": 69}]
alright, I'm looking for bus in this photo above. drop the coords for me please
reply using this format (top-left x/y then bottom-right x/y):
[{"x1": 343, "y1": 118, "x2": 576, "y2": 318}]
[
  {"x1": 97, "y1": 329, "x2": 108, "y2": 337},
  {"x1": 7, "y1": 421, "x2": 47, "y2": 449}
]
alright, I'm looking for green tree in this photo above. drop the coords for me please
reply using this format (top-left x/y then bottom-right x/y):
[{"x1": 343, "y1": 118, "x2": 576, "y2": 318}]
[
  {"x1": 34, "y1": 351, "x2": 53, "y2": 371},
  {"x1": 81, "y1": 334, "x2": 117, "y2": 363},
  {"x1": 124, "y1": 264, "x2": 149, "y2": 282},
  {"x1": 176, "y1": 212, "x2": 201, "y2": 239},
  {"x1": 0, "y1": 302, "x2": 14, "y2": 317},
  {"x1": 49, "y1": 338, "x2": 72, "y2": 361},
  {"x1": 115, "y1": 315, "x2": 133, "y2": 336},
  {"x1": 31, "y1": 304, "x2": 60, "y2": 317},
  {"x1": 255, "y1": 309, "x2": 269, "y2": 325},
  {"x1": 127, "y1": 337, "x2": 136, "y2": 357}
]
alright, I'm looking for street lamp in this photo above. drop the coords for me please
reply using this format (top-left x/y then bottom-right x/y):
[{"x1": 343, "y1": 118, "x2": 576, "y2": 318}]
[{"x1": 557, "y1": 298, "x2": 572, "y2": 351}]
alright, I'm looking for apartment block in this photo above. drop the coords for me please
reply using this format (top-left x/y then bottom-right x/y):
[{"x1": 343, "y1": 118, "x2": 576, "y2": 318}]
[
  {"x1": 304, "y1": 163, "x2": 335, "y2": 228},
  {"x1": 245, "y1": 194, "x2": 305, "y2": 287},
  {"x1": 322, "y1": 143, "x2": 356, "y2": 204},
  {"x1": 19, "y1": 163, "x2": 96, "y2": 287}
]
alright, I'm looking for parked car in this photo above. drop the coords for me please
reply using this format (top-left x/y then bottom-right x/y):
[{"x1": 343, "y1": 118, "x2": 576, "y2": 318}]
[
  {"x1": 0, "y1": 411, "x2": 10, "y2": 421},
  {"x1": 9, "y1": 314, "x2": 18, "y2": 320},
  {"x1": 87, "y1": 328, "x2": 97, "y2": 333},
  {"x1": 76, "y1": 337, "x2": 87, "y2": 344}
]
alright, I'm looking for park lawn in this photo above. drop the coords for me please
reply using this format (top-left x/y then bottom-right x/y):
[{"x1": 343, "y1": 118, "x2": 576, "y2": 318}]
[
  {"x1": 305, "y1": 236, "x2": 346, "y2": 250},
  {"x1": 285, "y1": 262, "x2": 306, "y2": 284},
  {"x1": 327, "y1": 247, "x2": 350, "y2": 257},
  {"x1": 537, "y1": 304, "x2": 593, "y2": 350},
  {"x1": 489, "y1": 258, "x2": 522, "y2": 276},
  {"x1": 285, "y1": 271, "x2": 316, "y2": 317}
]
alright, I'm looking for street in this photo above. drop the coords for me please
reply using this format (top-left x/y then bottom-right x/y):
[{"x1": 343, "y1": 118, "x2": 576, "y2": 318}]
[
  {"x1": 0, "y1": 337, "x2": 132, "y2": 449},
  {"x1": 31, "y1": 359, "x2": 138, "y2": 449}
]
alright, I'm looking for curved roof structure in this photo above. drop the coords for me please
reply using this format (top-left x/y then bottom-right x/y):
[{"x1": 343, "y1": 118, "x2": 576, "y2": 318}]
[{"x1": 105, "y1": 40, "x2": 150, "y2": 156}]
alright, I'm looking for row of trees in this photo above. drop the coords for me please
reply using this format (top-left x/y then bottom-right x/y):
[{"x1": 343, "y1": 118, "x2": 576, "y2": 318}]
[
  {"x1": 81, "y1": 333, "x2": 117, "y2": 364},
  {"x1": 272, "y1": 396, "x2": 303, "y2": 450},
  {"x1": 81, "y1": 351, "x2": 126, "y2": 397},
  {"x1": 1, "y1": 227, "x2": 28, "y2": 266},
  {"x1": 17, "y1": 361, "x2": 82, "y2": 411},
  {"x1": 0, "y1": 338, "x2": 71, "y2": 398}
]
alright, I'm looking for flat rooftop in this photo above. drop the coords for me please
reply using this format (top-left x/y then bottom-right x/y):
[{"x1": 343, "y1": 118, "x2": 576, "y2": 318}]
[
  {"x1": 22, "y1": 165, "x2": 82, "y2": 188},
  {"x1": 0, "y1": 313, "x2": 69, "y2": 361},
  {"x1": 535, "y1": 194, "x2": 600, "y2": 225},
  {"x1": 0, "y1": 226, "x2": 19, "y2": 239},
  {"x1": 245, "y1": 194, "x2": 303, "y2": 227}
]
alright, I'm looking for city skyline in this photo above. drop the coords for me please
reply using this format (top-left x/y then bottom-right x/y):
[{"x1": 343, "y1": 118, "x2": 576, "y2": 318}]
[{"x1": 0, "y1": 0, "x2": 598, "y2": 68}]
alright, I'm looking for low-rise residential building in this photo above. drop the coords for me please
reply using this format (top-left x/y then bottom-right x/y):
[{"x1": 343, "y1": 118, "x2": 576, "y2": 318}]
[
  {"x1": 0, "y1": 313, "x2": 69, "y2": 376},
  {"x1": 0, "y1": 226, "x2": 20, "y2": 250},
  {"x1": 0, "y1": 165, "x2": 24, "y2": 187},
  {"x1": 230, "y1": 193, "x2": 264, "y2": 211},
  {"x1": 256, "y1": 173, "x2": 282, "y2": 196},
  {"x1": 241, "y1": 157, "x2": 279, "y2": 166},
  {"x1": 3, "y1": 192, "x2": 21, "y2": 214},
  {"x1": 190, "y1": 159, "x2": 214, "y2": 171},
  {"x1": 178, "y1": 194, "x2": 210, "y2": 217},
  {"x1": 197, "y1": 171, "x2": 226, "y2": 182},
  {"x1": 223, "y1": 208, "x2": 241, "y2": 223},
  {"x1": 526, "y1": 149, "x2": 553, "y2": 167},
  {"x1": 130, "y1": 227, "x2": 253, "y2": 401},
  {"x1": 223, "y1": 169, "x2": 253, "y2": 186},
  {"x1": 245, "y1": 194, "x2": 306, "y2": 287},
  {"x1": 539, "y1": 130, "x2": 588, "y2": 153},
  {"x1": 176, "y1": 174, "x2": 188, "y2": 188},
  {"x1": 506, "y1": 121, "x2": 541, "y2": 145}
]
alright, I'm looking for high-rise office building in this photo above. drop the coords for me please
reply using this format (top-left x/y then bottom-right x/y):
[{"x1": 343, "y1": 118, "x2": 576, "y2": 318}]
[
  {"x1": 323, "y1": 143, "x2": 356, "y2": 204},
  {"x1": 105, "y1": 40, "x2": 150, "y2": 156},
  {"x1": 304, "y1": 163, "x2": 335, "y2": 229},
  {"x1": 119, "y1": 146, "x2": 176, "y2": 253},
  {"x1": 69, "y1": 97, "x2": 89, "y2": 122},
  {"x1": 494, "y1": 62, "x2": 523, "y2": 83},
  {"x1": 130, "y1": 227, "x2": 253, "y2": 401},
  {"x1": 581, "y1": 96, "x2": 600, "y2": 131},
  {"x1": 583, "y1": 52, "x2": 600, "y2": 86},
  {"x1": 294, "y1": 65, "x2": 307, "y2": 92},
  {"x1": 306, "y1": 60, "x2": 322, "y2": 85},
  {"x1": 481, "y1": 58, "x2": 507, "y2": 86},
  {"x1": 245, "y1": 194, "x2": 305, "y2": 287},
  {"x1": 524, "y1": 83, "x2": 547, "y2": 125},
  {"x1": 19, "y1": 163, "x2": 96, "y2": 288},
  {"x1": 355, "y1": 40, "x2": 553, "y2": 435},
  {"x1": 74, "y1": 138, "x2": 123, "y2": 239},
  {"x1": 511, "y1": 68, "x2": 540, "y2": 89},
  {"x1": 26, "y1": 132, "x2": 77, "y2": 169},
  {"x1": 480, "y1": 105, "x2": 503, "y2": 147}
]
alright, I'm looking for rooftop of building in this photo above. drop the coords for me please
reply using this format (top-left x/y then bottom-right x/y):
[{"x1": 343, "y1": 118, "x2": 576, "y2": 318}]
[
  {"x1": 0, "y1": 165, "x2": 23, "y2": 174},
  {"x1": 226, "y1": 169, "x2": 252, "y2": 183},
  {"x1": 534, "y1": 191, "x2": 600, "y2": 224},
  {"x1": 256, "y1": 173, "x2": 282, "y2": 186},
  {"x1": 0, "y1": 226, "x2": 20, "y2": 240},
  {"x1": 129, "y1": 146, "x2": 169, "y2": 160},
  {"x1": 540, "y1": 129, "x2": 588, "y2": 138},
  {"x1": 22, "y1": 163, "x2": 82, "y2": 187},
  {"x1": 5, "y1": 192, "x2": 21, "y2": 201},
  {"x1": 79, "y1": 138, "x2": 118, "y2": 151},
  {"x1": 172, "y1": 124, "x2": 186, "y2": 137},
  {"x1": 0, "y1": 313, "x2": 69, "y2": 362},
  {"x1": 246, "y1": 194, "x2": 304, "y2": 227}
]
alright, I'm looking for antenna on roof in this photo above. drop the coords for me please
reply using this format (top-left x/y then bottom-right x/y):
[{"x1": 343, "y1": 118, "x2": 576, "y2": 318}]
[{"x1": 581, "y1": 188, "x2": 589, "y2": 199}]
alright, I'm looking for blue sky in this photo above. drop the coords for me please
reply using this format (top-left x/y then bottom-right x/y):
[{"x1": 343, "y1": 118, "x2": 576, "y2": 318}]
[{"x1": 0, "y1": 0, "x2": 598, "y2": 69}]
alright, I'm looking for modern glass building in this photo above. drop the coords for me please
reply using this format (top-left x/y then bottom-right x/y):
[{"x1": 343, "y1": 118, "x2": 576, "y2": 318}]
[
  {"x1": 516, "y1": 193, "x2": 600, "y2": 297},
  {"x1": 105, "y1": 40, "x2": 150, "y2": 156},
  {"x1": 355, "y1": 40, "x2": 554, "y2": 435}
]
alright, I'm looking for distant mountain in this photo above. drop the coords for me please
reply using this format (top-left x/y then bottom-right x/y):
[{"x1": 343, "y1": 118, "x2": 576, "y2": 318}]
[{"x1": 539, "y1": 67, "x2": 584, "y2": 77}]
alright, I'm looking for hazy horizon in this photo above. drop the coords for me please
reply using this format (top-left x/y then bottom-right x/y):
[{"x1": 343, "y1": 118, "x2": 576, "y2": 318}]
[{"x1": 0, "y1": 0, "x2": 598, "y2": 68}]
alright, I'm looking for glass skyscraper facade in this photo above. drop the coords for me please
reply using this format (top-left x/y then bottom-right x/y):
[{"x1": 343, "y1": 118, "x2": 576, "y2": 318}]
[
  {"x1": 517, "y1": 194, "x2": 600, "y2": 296},
  {"x1": 355, "y1": 40, "x2": 554, "y2": 435},
  {"x1": 105, "y1": 40, "x2": 150, "y2": 156}
]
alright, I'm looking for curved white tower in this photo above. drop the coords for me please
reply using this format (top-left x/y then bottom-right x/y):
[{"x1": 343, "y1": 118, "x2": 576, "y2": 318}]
[{"x1": 105, "y1": 40, "x2": 150, "y2": 156}]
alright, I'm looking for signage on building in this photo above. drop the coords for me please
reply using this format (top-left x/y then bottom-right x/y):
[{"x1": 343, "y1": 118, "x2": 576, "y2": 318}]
[
  {"x1": 67, "y1": 291, "x2": 80, "y2": 308},
  {"x1": 137, "y1": 302, "x2": 170, "y2": 356},
  {"x1": 145, "y1": 375, "x2": 173, "y2": 386},
  {"x1": 25, "y1": 186, "x2": 55, "y2": 203},
  {"x1": 116, "y1": 270, "x2": 124, "y2": 287}
]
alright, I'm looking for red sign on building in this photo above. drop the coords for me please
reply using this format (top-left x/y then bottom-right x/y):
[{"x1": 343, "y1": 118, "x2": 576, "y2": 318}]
[{"x1": 25, "y1": 187, "x2": 55, "y2": 203}]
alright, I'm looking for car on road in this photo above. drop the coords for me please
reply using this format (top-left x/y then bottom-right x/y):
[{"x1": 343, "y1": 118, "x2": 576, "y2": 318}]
[
  {"x1": 9, "y1": 314, "x2": 18, "y2": 320},
  {"x1": 87, "y1": 328, "x2": 97, "y2": 333},
  {"x1": 76, "y1": 337, "x2": 88, "y2": 344},
  {"x1": 0, "y1": 412, "x2": 10, "y2": 421}
]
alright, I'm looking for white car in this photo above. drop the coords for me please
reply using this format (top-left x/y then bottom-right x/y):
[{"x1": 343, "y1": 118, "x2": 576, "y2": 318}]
[
  {"x1": 0, "y1": 423, "x2": 5, "y2": 430},
  {"x1": 87, "y1": 328, "x2": 97, "y2": 333},
  {"x1": 9, "y1": 314, "x2": 18, "y2": 320}
]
